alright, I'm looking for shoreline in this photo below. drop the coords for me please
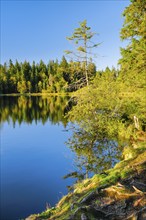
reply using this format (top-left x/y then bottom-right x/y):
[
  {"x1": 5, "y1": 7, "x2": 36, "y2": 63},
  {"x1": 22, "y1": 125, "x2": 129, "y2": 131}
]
[
  {"x1": 25, "y1": 140, "x2": 146, "y2": 220},
  {"x1": 0, "y1": 92, "x2": 73, "y2": 97}
]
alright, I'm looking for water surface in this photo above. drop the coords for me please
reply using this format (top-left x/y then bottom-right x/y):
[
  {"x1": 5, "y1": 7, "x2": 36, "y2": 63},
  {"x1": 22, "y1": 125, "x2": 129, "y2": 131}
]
[
  {"x1": 0, "y1": 95, "x2": 122, "y2": 220},
  {"x1": 0, "y1": 96, "x2": 74, "y2": 220}
]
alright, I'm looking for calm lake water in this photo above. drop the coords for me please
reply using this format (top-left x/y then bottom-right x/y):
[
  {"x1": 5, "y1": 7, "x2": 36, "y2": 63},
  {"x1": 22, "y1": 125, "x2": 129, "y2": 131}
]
[
  {"x1": 0, "y1": 95, "x2": 121, "y2": 220},
  {"x1": 0, "y1": 96, "x2": 75, "y2": 220}
]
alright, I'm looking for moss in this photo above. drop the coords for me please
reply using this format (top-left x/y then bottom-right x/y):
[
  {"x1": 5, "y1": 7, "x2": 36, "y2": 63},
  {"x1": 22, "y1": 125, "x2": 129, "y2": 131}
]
[
  {"x1": 122, "y1": 144, "x2": 146, "y2": 160},
  {"x1": 95, "y1": 199, "x2": 101, "y2": 205},
  {"x1": 50, "y1": 205, "x2": 70, "y2": 220},
  {"x1": 77, "y1": 189, "x2": 96, "y2": 203},
  {"x1": 26, "y1": 143, "x2": 146, "y2": 220},
  {"x1": 57, "y1": 192, "x2": 73, "y2": 208},
  {"x1": 38, "y1": 207, "x2": 56, "y2": 219},
  {"x1": 99, "y1": 171, "x2": 120, "y2": 186},
  {"x1": 120, "y1": 169, "x2": 134, "y2": 179}
]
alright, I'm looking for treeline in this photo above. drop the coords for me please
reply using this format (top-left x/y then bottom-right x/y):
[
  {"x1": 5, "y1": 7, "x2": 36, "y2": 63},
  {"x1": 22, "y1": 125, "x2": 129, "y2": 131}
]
[{"x1": 0, "y1": 56, "x2": 96, "y2": 94}]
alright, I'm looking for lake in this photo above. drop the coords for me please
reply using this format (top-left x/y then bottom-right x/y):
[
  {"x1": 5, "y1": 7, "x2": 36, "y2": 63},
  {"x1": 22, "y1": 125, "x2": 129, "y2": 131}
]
[
  {"x1": 0, "y1": 96, "x2": 75, "y2": 220},
  {"x1": 0, "y1": 95, "x2": 121, "y2": 220}
]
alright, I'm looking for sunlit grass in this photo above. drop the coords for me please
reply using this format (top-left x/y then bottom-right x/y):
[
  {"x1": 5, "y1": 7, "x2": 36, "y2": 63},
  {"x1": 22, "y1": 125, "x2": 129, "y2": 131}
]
[{"x1": 30, "y1": 142, "x2": 146, "y2": 220}]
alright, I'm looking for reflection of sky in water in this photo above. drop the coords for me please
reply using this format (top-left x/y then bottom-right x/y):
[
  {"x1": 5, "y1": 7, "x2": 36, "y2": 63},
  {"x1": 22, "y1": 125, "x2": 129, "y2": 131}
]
[
  {"x1": 0, "y1": 96, "x2": 122, "y2": 220},
  {"x1": 1, "y1": 121, "x2": 74, "y2": 220}
]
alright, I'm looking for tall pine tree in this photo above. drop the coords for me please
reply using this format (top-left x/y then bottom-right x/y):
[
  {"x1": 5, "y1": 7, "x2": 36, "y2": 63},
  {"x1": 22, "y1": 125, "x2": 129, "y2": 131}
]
[{"x1": 65, "y1": 20, "x2": 100, "y2": 87}]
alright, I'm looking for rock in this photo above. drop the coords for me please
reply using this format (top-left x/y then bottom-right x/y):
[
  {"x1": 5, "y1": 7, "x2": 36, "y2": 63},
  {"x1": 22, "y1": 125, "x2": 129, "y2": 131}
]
[
  {"x1": 70, "y1": 203, "x2": 74, "y2": 211},
  {"x1": 69, "y1": 206, "x2": 89, "y2": 220},
  {"x1": 130, "y1": 180, "x2": 146, "y2": 192},
  {"x1": 85, "y1": 205, "x2": 109, "y2": 219},
  {"x1": 80, "y1": 191, "x2": 96, "y2": 204},
  {"x1": 81, "y1": 213, "x2": 88, "y2": 220},
  {"x1": 97, "y1": 183, "x2": 110, "y2": 192},
  {"x1": 137, "y1": 207, "x2": 146, "y2": 220}
]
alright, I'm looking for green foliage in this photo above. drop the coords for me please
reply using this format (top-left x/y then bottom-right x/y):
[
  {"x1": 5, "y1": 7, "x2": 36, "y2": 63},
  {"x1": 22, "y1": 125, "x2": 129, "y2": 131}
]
[
  {"x1": 119, "y1": 0, "x2": 146, "y2": 75},
  {"x1": 24, "y1": 2, "x2": 146, "y2": 219},
  {"x1": 31, "y1": 147, "x2": 146, "y2": 220},
  {"x1": 66, "y1": 1, "x2": 146, "y2": 171},
  {"x1": 0, "y1": 57, "x2": 96, "y2": 94},
  {"x1": 17, "y1": 81, "x2": 27, "y2": 94},
  {"x1": 121, "y1": 0, "x2": 145, "y2": 40},
  {"x1": 67, "y1": 47, "x2": 145, "y2": 178},
  {"x1": 68, "y1": 64, "x2": 145, "y2": 141},
  {"x1": 65, "y1": 19, "x2": 99, "y2": 87}
]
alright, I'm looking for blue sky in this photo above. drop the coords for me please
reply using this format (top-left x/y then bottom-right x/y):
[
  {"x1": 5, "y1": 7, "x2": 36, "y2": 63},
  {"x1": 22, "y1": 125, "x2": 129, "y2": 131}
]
[{"x1": 1, "y1": 0, "x2": 130, "y2": 70}]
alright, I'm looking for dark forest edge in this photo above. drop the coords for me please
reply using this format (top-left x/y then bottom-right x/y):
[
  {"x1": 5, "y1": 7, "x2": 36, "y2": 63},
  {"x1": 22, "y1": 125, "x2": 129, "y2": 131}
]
[{"x1": 0, "y1": 57, "x2": 97, "y2": 94}]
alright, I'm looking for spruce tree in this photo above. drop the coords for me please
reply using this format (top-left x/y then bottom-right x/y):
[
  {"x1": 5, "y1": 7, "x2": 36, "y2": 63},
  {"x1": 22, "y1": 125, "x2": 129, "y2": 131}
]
[
  {"x1": 65, "y1": 20, "x2": 100, "y2": 87},
  {"x1": 119, "y1": 0, "x2": 146, "y2": 77}
]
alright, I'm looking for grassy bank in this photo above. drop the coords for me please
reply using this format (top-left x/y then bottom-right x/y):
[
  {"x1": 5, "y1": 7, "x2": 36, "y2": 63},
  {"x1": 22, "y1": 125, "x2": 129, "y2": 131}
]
[{"x1": 25, "y1": 137, "x2": 146, "y2": 220}]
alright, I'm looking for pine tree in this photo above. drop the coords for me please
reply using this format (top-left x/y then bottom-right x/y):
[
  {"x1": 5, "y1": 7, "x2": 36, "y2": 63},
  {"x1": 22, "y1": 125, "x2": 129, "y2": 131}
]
[
  {"x1": 65, "y1": 20, "x2": 100, "y2": 87},
  {"x1": 119, "y1": 0, "x2": 146, "y2": 77}
]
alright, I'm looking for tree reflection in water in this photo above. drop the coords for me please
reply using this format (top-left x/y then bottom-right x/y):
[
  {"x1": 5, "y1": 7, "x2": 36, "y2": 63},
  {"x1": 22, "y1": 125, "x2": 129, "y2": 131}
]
[
  {"x1": 0, "y1": 95, "x2": 70, "y2": 126},
  {"x1": 0, "y1": 95, "x2": 122, "y2": 183},
  {"x1": 65, "y1": 126, "x2": 122, "y2": 182}
]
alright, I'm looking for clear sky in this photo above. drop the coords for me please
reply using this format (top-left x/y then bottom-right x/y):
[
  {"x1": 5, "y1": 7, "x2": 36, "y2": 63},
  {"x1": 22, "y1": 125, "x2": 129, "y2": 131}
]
[{"x1": 1, "y1": 0, "x2": 130, "y2": 70}]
